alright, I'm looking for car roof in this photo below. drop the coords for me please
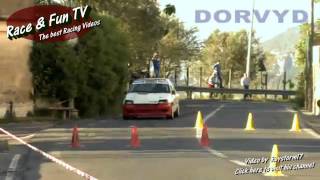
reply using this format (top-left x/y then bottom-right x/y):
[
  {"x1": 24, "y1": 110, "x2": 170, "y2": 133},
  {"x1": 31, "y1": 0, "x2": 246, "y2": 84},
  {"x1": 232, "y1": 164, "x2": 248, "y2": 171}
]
[{"x1": 132, "y1": 78, "x2": 171, "y2": 85}]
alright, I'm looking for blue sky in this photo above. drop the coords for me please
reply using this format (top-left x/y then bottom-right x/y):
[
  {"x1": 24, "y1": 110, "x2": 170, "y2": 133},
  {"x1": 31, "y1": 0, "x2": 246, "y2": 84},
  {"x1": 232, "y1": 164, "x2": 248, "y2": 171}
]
[{"x1": 158, "y1": 0, "x2": 320, "y2": 42}]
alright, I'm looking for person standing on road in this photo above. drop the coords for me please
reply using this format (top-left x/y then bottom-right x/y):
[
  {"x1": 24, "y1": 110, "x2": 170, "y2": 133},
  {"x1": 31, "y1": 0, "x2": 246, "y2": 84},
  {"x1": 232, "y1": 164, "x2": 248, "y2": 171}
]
[
  {"x1": 213, "y1": 61, "x2": 223, "y2": 88},
  {"x1": 208, "y1": 70, "x2": 217, "y2": 98},
  {"x1": 152, "y1": 52, "x2": 161, "y2": 78},
  {"x1": 241, "y1": 73, "x2": 251, "y2": 100}
]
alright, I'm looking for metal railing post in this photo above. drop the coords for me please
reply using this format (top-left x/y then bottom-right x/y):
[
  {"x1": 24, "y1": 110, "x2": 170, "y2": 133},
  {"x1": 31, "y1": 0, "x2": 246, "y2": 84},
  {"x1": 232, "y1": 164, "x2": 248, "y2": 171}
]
[
  {"x1": 200, "y1": 67, "x2": 203, "y2": 98},
  {"x1": 228, "y1": 69, "x2": 232, "y2": 89},
  {"x1": 174, "y1": 68, "x2": 177, "y2": 86},
  {"x1": 283, "y1": 71, "x2": 288, "y2": 100},
  {"x1": 186, "y1": 67, "x2": 189, "y2": 87},
  {"x1": 200, "y1": 67, "x2": 203, "y2": 88}
]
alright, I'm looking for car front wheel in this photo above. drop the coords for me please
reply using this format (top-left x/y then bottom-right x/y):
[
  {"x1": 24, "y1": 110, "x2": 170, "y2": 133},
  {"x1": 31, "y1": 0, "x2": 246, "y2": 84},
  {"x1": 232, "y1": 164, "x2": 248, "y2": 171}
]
[{"x1": 123, "y1": 115, "x2": 130, "y2": 120}]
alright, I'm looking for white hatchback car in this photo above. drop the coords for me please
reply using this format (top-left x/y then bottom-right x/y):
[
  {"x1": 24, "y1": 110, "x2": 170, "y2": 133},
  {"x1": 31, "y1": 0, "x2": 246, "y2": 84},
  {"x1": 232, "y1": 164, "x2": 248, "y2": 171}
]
[{"x1": 122, "y1": 78, "x2": 180, "y2": 119}]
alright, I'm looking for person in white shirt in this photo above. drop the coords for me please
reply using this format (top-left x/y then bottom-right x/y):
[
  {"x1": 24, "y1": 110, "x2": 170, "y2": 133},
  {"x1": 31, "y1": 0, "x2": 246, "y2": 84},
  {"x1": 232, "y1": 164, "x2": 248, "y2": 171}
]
[
  {"x1": 208, "y1": 70, "x2": 217, "y2": 98},
  {"x1": 240, "y1": 73, "x2": 251, "y2": 100},
  {"x1": 208, "y1": 69, "x2": 219, "y2": 87}
]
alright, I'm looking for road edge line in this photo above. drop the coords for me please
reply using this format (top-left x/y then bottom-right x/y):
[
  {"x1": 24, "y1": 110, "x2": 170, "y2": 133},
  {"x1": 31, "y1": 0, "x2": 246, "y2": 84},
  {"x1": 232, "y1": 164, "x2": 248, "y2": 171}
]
[
  {"x1": 0, "y1": 128, "x2": 98, "y2": 180},
  {"x1": 229, "y1": 160, "x2": 248, "y2": 167},
  {"x1": 204, "y1": 104, "x2": 225, "y2": 122},
  {"x1": 204, "y1": 147, "x2": 227, "y2": 158},
  {"x1": 5, "y1": 154, "x2": 21, "y2": 180},
  {"x1": 199, "y1": 104, "x2": 228, "y2": 159},
  {"x1": 20, "y1": 134, "x2": 35, "y2": 140}
]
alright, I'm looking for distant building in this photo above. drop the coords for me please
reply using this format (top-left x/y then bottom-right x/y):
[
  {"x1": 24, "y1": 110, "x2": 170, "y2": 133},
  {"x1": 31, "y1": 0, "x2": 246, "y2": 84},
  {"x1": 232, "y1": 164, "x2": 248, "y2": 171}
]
[{"x1": 0, "y1": 0, "x2": 34, "y2": 117}]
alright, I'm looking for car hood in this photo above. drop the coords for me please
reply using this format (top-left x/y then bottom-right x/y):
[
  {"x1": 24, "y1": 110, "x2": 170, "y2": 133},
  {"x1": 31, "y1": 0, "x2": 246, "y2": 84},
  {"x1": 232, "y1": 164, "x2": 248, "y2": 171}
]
[{"x1": 125, "y1": 93, "x2": 172, "y2": 104}]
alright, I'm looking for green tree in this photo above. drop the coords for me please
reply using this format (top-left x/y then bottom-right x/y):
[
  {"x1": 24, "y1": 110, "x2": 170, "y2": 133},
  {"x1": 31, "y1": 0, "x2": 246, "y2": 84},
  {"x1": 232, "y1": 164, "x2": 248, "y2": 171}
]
[
  {"x1": 30, "y1": 42, "x2": 78, "y2": 100},
  {"x1": 294, "y1": 23, "x2": 313, "y2": 108},
  {"x1": 30, "y1": 14, "x2": 130, "y2": 117},
  {"x1": 264, "y1": 52, "x2": 277, "y2": 70},
  {"x1": 40, "y1": 0, "x2": 198, "y2": 79},
  {"x1": 295, "y1": 24, "x2": 310, "y2": 68},
  {"x1": 159, "y1": 16, "x2": 200, "y2": 77},
  {"x1": 75, "y1": 15, "x2": 130, "y2": 116},
  {"x1": 76, "y1": 0, "x2": 165, "y2": 72},
  {"x1": 201, "y1": 30, "x2": 265, "y2": 86},
  {"x1": 163, "y1": 4, "x2": 176, "y2": 16}
]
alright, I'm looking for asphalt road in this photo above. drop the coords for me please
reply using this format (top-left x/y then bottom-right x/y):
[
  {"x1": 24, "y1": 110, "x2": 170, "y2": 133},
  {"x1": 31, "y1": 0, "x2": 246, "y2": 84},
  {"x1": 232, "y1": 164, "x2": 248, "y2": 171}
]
[{"x1": 13, "y1": 100, "x2": 320, "y2": 180}]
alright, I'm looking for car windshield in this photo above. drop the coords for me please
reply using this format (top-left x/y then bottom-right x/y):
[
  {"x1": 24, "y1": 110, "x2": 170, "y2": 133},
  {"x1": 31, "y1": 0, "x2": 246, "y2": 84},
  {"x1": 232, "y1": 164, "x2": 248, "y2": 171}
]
[{"x1": 129, "y1": 83, "x2": 170, "y2": 93}]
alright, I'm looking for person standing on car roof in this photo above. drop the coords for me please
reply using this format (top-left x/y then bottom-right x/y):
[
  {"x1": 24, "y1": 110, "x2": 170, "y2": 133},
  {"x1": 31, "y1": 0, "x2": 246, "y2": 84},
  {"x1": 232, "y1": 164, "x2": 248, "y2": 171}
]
[
  {"x1": 152, "y1": 52, "x2": 161, "y2": 78},
  {"x1": 213, "y1": 61, "x2": 223, "y2": 88}
]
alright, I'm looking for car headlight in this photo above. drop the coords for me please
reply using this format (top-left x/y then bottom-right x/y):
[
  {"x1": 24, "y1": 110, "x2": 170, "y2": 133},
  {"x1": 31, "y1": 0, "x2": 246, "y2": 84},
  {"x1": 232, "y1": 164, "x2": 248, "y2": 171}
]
[{"x1": 124, "y1": 100, "x2": 134, "y2": 104}]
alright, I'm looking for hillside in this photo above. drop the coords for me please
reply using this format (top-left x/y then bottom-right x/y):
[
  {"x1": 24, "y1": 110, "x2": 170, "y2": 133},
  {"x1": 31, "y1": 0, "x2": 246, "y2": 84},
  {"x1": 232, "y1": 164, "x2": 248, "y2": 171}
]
[{"x1": 262, "y1": 27, "x2": 300, "y2": 53}]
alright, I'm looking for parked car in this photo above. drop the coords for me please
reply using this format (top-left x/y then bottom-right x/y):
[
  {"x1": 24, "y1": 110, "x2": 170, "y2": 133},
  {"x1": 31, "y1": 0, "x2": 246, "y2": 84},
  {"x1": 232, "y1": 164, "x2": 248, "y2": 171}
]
[{"x1": 122, "y1": 78, "x2": 180, "y2": 119}]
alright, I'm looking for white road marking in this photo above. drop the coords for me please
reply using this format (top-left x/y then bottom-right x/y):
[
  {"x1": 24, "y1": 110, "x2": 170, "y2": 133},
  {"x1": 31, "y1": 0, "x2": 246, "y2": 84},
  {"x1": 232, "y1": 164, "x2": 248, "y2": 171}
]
[
  {"x1": 20, "y1": 134, "x2": 35, "y2": 140},
  {"x1": 204, "y1": 104, "x2": 225, "y2": 122},
  {"x1": 281, "y1": 144, "x2": 320, "y2": 148},
  {"x1": 303, "y1": 128, "x2": 320, "y2": 139},
  {"x1": 197, "y1": 104, "x2": 228, "y2": 159},
  {"x1": 204, "y1": 147, "x2": 227, "y2": 158},
  {"x1": 285, "y1": 108, "x2": 297, "y2": 113},
  {"x1": 1, "y1": 134, "x2": 35, "y2": 140},
  {"x1": 5, "y1": 154, "x2": 21, "y2": 180},
  {"x1": 230, "y1": 160, "x2": 248, "y2": 167},
  {"x1": 0, "y1": 128, "x2": 98, "y2": 180},
  {"x1": 8, "y1": 154, "x2": 21, "y2": 171}
]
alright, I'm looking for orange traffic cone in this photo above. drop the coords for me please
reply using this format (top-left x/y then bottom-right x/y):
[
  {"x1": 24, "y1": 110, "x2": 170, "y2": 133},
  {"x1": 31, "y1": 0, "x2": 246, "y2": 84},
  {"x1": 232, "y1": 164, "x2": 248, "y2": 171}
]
[
  {"x1": 130, "y1": 126, "x2": 140, "y2": 148},
  {"x1": 200, "y1": 124, "x2": 209, "y2": 147},
  {"x1": 71, "y1": 125, "x2": 80, "y2": 148}
]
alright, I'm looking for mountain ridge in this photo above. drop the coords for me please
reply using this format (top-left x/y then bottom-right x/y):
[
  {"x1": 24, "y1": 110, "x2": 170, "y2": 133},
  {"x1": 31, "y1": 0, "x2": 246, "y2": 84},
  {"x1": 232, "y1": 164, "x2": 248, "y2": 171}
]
[{"x1": 262, "y1": 27, "x2": 300, "y2": 53}]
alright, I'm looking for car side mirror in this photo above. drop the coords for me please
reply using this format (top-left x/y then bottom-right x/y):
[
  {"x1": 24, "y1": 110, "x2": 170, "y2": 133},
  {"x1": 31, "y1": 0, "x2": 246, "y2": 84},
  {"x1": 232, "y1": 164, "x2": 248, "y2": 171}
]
[{"x1": 172, "y1": 90, "x2": 176, "y2": 95}]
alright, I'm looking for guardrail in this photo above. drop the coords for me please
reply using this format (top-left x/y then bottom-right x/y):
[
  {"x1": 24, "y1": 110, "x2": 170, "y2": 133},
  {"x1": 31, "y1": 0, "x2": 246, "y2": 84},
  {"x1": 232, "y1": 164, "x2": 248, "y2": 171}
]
[{"x1": 176, "y1": 86, "x2": 296, "y2": 99}]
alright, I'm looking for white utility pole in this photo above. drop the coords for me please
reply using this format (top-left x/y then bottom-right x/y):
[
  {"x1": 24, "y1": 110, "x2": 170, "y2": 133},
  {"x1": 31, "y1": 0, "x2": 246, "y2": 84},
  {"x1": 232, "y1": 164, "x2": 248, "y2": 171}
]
[{"x1": 246, "y1": 0, "x2": 255, "y2": 78}]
